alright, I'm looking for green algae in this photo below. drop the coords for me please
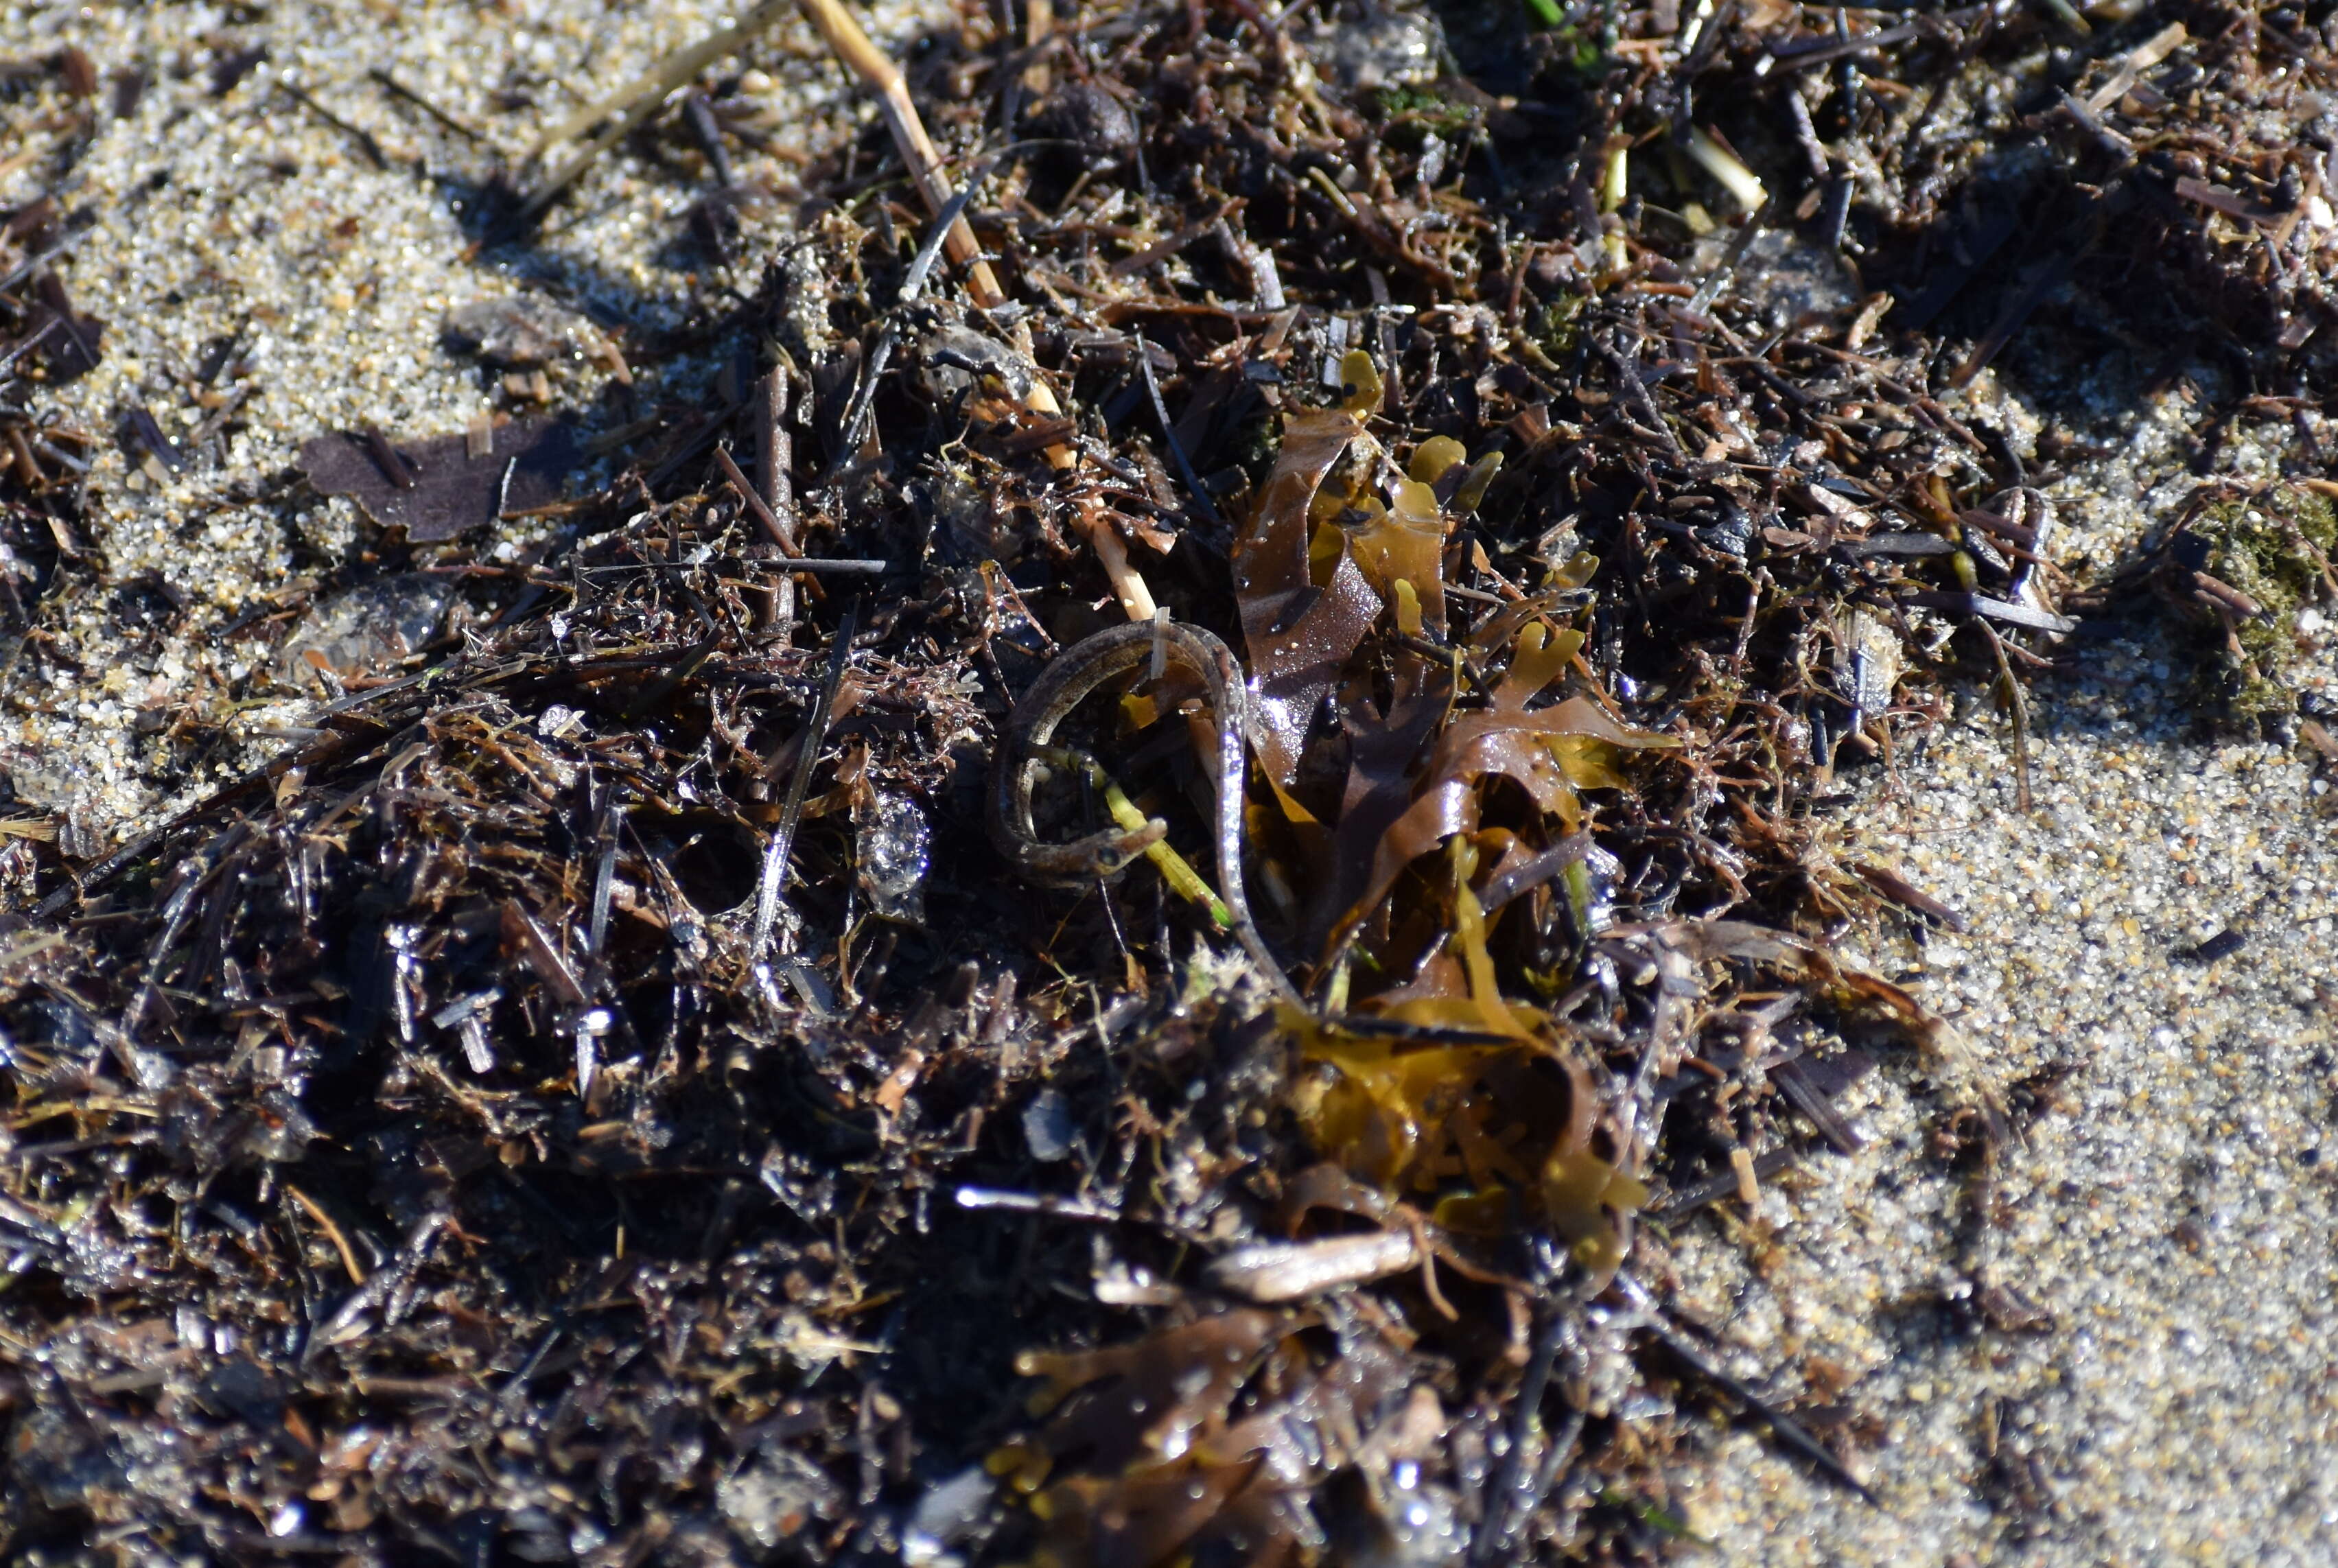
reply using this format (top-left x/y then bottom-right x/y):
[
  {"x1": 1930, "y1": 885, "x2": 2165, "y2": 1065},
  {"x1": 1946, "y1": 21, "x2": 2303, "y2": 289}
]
[{"x1": 2179, "y1": 484, "x2": 2338, "y2": 731}]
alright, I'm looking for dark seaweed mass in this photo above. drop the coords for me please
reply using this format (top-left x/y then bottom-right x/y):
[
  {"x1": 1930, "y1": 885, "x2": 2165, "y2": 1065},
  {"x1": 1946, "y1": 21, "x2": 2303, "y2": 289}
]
[{"x1": 0, "y1": 2, "x2": 2330, "y2": 1564}]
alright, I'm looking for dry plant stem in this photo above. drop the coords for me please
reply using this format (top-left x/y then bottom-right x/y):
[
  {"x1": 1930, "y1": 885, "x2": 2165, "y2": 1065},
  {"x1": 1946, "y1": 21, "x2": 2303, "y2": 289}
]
[
  {"x1": 285, "y1": 1184, "x2": 367, "y2": 1286},
  {"x1": 530, "y1": 0, "x2": 792, "y2": 161},
  {"x1": 797, "y1": 0, "x2": 1159, "y2": 621},
  {"x1": 753, "y1": 600, "x2": 860, "y2": 959},
  {"x1": 716, "y1": 442, "x2": 826, "y2": 609},
  {"x1": 1978, "y1": 620, "x2": 2033, "y2": 812},
  {"x1": 753, "y1": 366, "x2": 798, "y2": 637},
  {"x1": 797, "y1": 0, "x2": 1001, "y2": 305},
  {"x1": 715, "y1": 445, "x2": 797, "y2": 555},
  {"x1": 1613, "y1": 1275, "x2": 1878, "y2": 1501},
  {"x1": 1076, "y1": 498, "x2": 1158, "y2": 620},
  {"x1": 515, "y1": 0, "x2": 792, "y2": 229},
  {"x1": 1136, "y1": 330, "x2": 1226, "y2": 530},
  {"x1": 1023, "y1": 0, "x2": 1056, "y2": 91}
]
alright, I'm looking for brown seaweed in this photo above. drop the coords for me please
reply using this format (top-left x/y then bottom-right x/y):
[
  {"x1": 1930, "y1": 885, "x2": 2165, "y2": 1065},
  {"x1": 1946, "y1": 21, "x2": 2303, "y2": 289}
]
[{"x1": 5, "y1": 0, "x2": 2330, "y2": 1561}]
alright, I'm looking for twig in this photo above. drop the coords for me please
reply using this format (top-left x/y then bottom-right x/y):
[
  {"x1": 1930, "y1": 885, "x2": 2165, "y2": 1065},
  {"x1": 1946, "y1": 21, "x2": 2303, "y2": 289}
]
[
  {"x1": 1469, "y1": 1300, "x2": 1571, "y2": 1568},
  {"x1": 751, "y1": 364, "x2": 798, "y2": 633},
  {"x1": 1072, "y1": 496, "x2": 1158, "y2": 620},
  {"x1": 1977, "y1": 620, "x2": 2033, "y2": 812},
  {"x1": 954, "y1": 1186, "x2": 1120, "y2": 1221},
  {"x1": 752, "y1": 600, "x2": 860, "y2": 959},
  {"x1": 277, "y1": 82, "x2": 390, "y2": 169},
  {"x1": 0, "y1": 318, "x2": 58, "y2": 375},
  {"x1": 714, "y1": 444, "x2": 800, "y2": 556},
  {"x1": 680, "y1": 91, "x2": 736, "y2": 189},
  {"x1": 530, "y1": 0, "x2": 787, "y2": 158},
  {"x1": 0, "y1": 227, "x2": 95, "y2": 295},
  {"x1": 836, "y1": 325, "x2": 898, "y2": 458},
  {"x1": 285, "y1": 1183, "x2": 367, "y2": 1286},
  {"x1": 798, "y1": 0, "x2": 1160, "y2": 620},
  {"x1": 2083, "y1": 20, "x2": 2186, "y2": 113},
  {"x1": 1688, "y1": 196, "x2": 1770, "y2": 316},
  {"x1": 901, "y1": 168, "x2": 991, "y2": 307},
  {"x1": 514, "y1": 0, "x2": 793, "y2": 232},
  {"x1": 797, "y1": 0, "x2": 1003, "y2": 305},
  {"x1": 773, "y1": 558, "x2": 892, "y2": 574},
  {"x1": 370, "y1": 67, "x2": 484, "y2": 143},
  {"x1": 1615, "y1": 1274, "x2": 1878, "y2": 1504},
  {"x1": 1132, "y1": 331, "x2": 1224, "y2": 531},
  {"x1": 314, "y1": 1212, "x2": 450, "y2": 1348}
]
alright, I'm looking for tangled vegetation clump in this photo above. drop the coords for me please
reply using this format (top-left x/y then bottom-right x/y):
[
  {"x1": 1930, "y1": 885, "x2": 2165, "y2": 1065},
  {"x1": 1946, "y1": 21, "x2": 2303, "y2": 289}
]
[
  {"x1": 2153, "y1": 483, "x2": 2338, "y2": 729},
  {"x1": 0, "y1": 0, "x2": 2332, "y2": 1562}
]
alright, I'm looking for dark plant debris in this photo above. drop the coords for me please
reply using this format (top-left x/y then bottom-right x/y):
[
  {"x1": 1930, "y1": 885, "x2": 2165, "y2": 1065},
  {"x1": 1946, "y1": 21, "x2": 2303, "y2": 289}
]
[
  {"x1": 3, "y1": 194, "x2": 106, "y2": 659},
  {"x1": 1, "y1": 1, "x2": 2335, "y2": 1564},
  {"x1": 298, "y1": 417, "x2": 585, "y2": 543}
]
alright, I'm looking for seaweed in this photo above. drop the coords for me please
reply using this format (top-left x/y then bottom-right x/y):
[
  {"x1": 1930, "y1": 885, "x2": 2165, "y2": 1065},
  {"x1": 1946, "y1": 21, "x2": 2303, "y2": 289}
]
[
  {"x1": 2160, "y1": 483, "x2": 2338, "y2": 730},
  {"x1": 1, "y1": 0, "x2": 2333, "y2": 1562},
  {"x1": 298, "y1": 417, "x2": 583, "y2": 543}
]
